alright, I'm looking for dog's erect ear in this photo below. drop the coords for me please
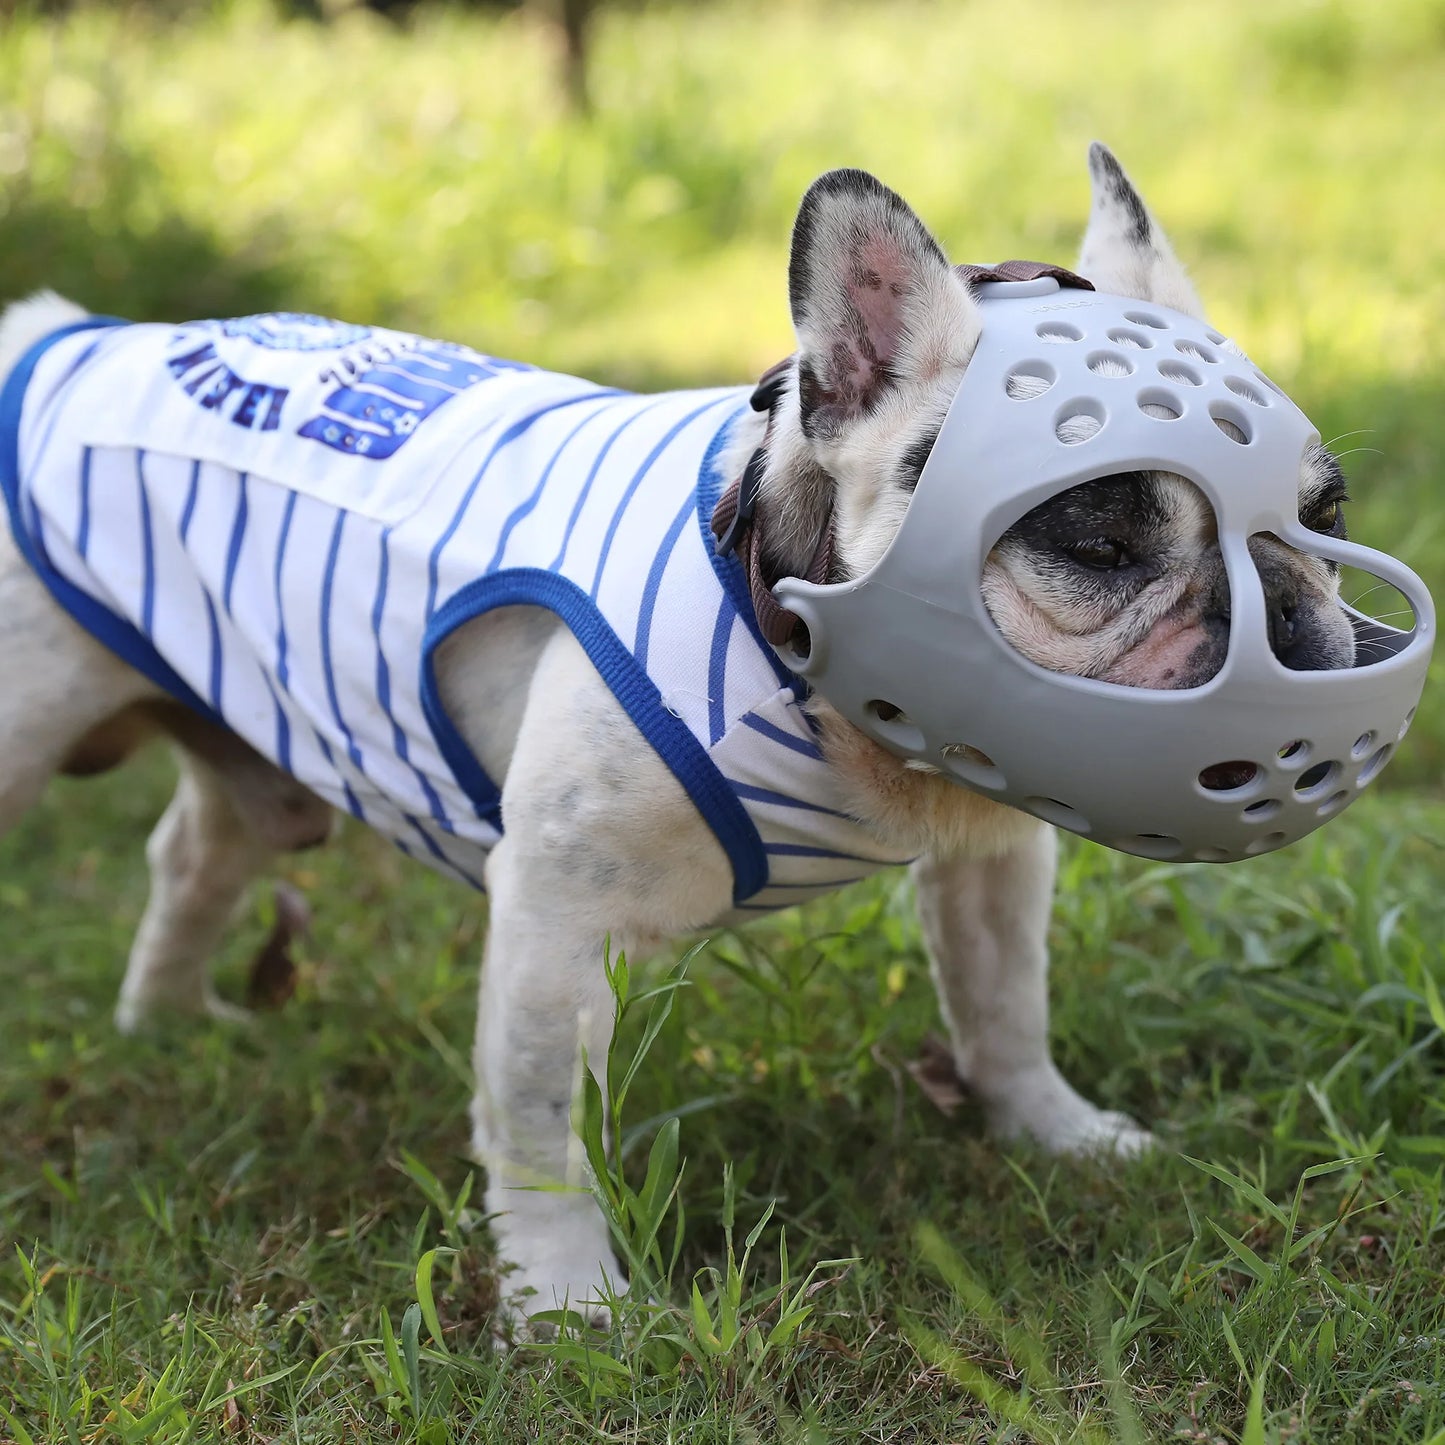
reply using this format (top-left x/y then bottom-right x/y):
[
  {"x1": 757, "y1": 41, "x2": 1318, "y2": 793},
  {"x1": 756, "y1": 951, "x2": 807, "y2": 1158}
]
[
  {"x1": 1077, "y1": 143, "x2": 1207, "y2": 320},
  {"x1": 788, "y1": 169, "x2": 976, "y2": 441}
]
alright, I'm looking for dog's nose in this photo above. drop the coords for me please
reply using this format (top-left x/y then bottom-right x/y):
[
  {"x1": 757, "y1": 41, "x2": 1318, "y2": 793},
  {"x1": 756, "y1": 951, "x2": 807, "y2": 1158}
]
[{"x1": 1267, "y1": 596, "x2": 1299, "y2": 658}]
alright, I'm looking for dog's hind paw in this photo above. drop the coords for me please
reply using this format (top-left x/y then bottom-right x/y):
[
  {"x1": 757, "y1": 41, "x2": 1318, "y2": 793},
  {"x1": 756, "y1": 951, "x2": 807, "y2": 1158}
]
[{"x1": 114, "y1": 985, "x2": 253, "y2": 1036}]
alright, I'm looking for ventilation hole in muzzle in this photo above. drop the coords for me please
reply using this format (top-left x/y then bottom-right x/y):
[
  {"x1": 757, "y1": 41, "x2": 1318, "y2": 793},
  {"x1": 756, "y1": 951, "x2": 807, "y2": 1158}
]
[
  {"x1": 1351, "y1": 731, "x2": 1376, "y2": 759},
  {"x1": 1157, "y1": 361, "x2": 1202, "y2": 387},
  {"x1": 940, "y1": 742, "x2": 1004, "y2": 790},
  {"x1": 1124, "y1": 310, "x2": 1170, "y2": 330},
  {"x1": 864, "y1": 698, "x2": 924, "y2": 752},
  {"x1": 1128, "y1": 832, "x2": 1183, "y2": 860},
  {"x1": 1176, "y1": 340, "x2": 1220, "y2": 364},
  {"x1": 1317, "y1": 790, "x2": 1351, "y2": 818},
  {"x1": 1087, "y1": 350, "x2": 1135, "y2": 377},
  {"x1": 1199, "y1": 761, "x2": 1260, "y2": 792},
  {"x1": 1037, "y1": 322, "x2": 1083, "y2": 343},
  {"x1": 1243, "y1": 798, "x2": 1282, "y2": 822},
  {"x1": 1294, "y1": 760, "x2": 1341, "y2": 798},
  {"x1": 1005, "y1": 361, "x2": 1057, "y2": 400},
  {"x1": 1277, "y1": 739, "x2": 1310, "y2": 767},
  {"x1": 1399, "y1": 707, "x2": 1417, "y2": 739},
  {"x1": 779, "y1": 619, "x2": 811, "y2": 669},
  {"x1": 1225, "y1": 376, "x2": 1269, "y2": 407},
  {"x1": 1357, "y1": 744, "x2": 1394, "y2": 787},
  {"x1": 1107, "y1": 326, "x2": 1154, "y2": 350},
  {"x1": 1138, "y1": 388, "x2": 1183, "y2": 421},
  {"x1": 1245, "y1": 830, "x2": 1289, "y2": 856},
  {"x1": 1194, "y1": 845, "x2": 1236, "y2": 862},
  {"x1": 1023, "y1": 796, "x2": 1089, "y2": 832},
  {"x1": 1054, "y1": 399, "x2": 1106, "y2": 444},
  {"x1": 1210, "y1": 403, "x2": 1253, "y2": 444}
]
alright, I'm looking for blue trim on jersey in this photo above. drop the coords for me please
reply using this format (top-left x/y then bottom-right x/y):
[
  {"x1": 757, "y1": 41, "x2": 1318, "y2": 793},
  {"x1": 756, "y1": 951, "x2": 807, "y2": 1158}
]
[
  {"x1": 693, "y1": 408, "x2": 797, "y2": 696},
  {"x1": 0, "y1": 317, "x2": 224, "y2": 729},
  {"x1": 418, "y1": 566, "x2": 769, "y2": 904}
]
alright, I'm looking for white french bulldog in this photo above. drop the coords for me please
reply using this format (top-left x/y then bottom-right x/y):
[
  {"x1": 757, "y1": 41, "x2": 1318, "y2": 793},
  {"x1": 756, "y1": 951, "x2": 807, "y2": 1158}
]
[{"x1": 0, "y1": 144, "x2": 1353, "y2": 1325}]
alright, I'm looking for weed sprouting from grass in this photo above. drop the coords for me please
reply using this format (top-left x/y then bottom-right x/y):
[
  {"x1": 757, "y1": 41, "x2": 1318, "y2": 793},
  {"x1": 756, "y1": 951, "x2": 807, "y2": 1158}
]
[{"x1": 525, "y1": 942, "x2": 857, "y2": 1402}]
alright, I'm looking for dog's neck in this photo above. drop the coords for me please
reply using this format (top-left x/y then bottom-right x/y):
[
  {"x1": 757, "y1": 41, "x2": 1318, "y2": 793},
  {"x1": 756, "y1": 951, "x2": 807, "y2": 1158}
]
[{"x1": 710, "y1": 371, "x2": 1029, "y2": 862}]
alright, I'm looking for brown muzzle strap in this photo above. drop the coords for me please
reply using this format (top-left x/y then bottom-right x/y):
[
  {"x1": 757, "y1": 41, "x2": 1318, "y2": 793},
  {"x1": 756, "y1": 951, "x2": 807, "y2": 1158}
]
[
  {"x1": 711, "y1": 259, "x2": 1093, "y2": 652},
  {"x1": 953, "y1": 259, "x2": 1095, "y2": 292},
  {"x1": 712, "y1": 461, "x2": 834, "y2": 648}
]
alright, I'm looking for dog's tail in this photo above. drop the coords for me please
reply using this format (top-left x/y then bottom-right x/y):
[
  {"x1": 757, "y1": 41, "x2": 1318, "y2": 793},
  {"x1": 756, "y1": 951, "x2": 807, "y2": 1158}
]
[{"x1": 0, "y1": 290, "x2": 90, "y2": 384}]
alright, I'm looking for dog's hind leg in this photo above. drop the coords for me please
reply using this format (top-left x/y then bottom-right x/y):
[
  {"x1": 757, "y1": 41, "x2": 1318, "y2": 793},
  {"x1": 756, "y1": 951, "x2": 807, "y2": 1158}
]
[
  {"x1": 914, "y1": 822, "x2": 1154, "y2": 1158},
  {"x1": 113, "y1": 748, "x2": 276, "y2": 1032},
  {"x1": 0, "y1": 530, "x2": 162, "y2": 837}
]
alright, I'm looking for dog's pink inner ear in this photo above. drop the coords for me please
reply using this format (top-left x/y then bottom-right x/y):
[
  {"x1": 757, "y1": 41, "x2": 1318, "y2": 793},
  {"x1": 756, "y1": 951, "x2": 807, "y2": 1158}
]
[
  {"x1": 802, "y1": 236, "x2": 916, "y2": 425},
  {"x1": 845, "y1": 235, "x2": 912, "y2": 367}
]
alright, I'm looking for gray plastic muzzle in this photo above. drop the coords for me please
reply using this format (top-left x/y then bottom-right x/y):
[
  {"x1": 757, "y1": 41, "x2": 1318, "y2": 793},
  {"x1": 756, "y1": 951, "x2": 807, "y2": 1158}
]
[{"x1": 773, "y1": 278, "x2": 1434, "y2": 863}]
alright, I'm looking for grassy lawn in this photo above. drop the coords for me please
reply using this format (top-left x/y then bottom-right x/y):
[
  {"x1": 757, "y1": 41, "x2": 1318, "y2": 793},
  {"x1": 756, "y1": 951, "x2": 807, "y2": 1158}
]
[{"x1": 2, "y1": 1, "x2": 1445, "y2": 1440}]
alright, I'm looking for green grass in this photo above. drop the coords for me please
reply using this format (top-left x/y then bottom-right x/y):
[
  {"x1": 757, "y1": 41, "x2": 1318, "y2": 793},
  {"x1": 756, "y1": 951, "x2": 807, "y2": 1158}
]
[{"x1": 2, "y1": 1, "x2": 1445, "y2": 1440}]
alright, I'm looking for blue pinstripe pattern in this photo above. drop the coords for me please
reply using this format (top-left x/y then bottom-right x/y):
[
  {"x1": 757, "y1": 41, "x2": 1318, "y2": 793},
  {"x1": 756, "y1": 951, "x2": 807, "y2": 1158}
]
[
  {"x1": 589, "y1": 395, "x2": 732, "y2": 601},
  {"x1": 426, "y1": 389, "x2": 616, "y2": 619},
  {"x1": 76, "y1": 448, "x2": 94, "y2": 559},
  {"x1": 4, "y1": 316, "x2": 919, "y2": 913},
  {"x1": 548, "y1": 394, "x2": 667, "y2": 572},
  {"x1": 633, "y1": 492, "x2": 695, "y2": 671},
  {"x1": 742, "y1": 712, "x2": 824, "y2": 760},
  {"x1": 271, "y1": 488, "x2": 298, "y2": 770},
  {"x1": 319, "y1": 509, "x2": 365, "y2": 772},
  {"x1": 485, "y1": 398, "x2": 611, "y2": 574},
  {"x1": 136, "y1": 451, "x2": 157, "y2": 636},
  {"x1": 221, "y1": 473, "x2": 249, "y2": 617}
]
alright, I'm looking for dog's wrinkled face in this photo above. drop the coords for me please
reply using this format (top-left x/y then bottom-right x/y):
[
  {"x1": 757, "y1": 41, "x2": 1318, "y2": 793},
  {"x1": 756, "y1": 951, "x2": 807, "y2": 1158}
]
[
  {"x1": 983, "y1": 450, "x2": 1356, "y2": 688},
  {"x1": 774, "y1": 147, "x2": 1357, "y2": 691}
]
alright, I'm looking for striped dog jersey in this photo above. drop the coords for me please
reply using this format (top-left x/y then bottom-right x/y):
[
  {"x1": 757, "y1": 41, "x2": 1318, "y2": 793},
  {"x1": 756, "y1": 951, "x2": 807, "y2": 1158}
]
[{"x1": 0, "y1": 312, "x2": 915, "y2": 913}]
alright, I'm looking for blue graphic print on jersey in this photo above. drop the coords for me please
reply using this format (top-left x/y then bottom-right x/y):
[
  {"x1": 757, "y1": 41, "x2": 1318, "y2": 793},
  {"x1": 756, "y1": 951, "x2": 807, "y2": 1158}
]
[
  {"x1": 298, "y1": 339, "x2": 529, "y2": 461},
  {"x1": 217, "y1": 314, "x2": 373, "y2": 351}
]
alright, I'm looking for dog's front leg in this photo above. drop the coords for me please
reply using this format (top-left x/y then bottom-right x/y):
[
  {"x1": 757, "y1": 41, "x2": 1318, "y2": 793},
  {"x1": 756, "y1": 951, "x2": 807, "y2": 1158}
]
[
  {"x1": 471, "y1": 831, "x2": 629, "y2": 1326},
  {"x1": 459, "y1": 626, "x2": 734, "y2": 1328},
  {"x1": 914, "y1": 822, "x2": 1152, "y2": 1157}
]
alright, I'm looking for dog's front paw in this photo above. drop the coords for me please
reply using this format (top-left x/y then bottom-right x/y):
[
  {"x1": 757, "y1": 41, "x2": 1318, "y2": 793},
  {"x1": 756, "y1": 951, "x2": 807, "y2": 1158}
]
[
  {"x1": 498, "y1": 1260, "x2": 624, "y2": 1341},
  {"x1": 487, "y1": 1190, "x2": 624, "y2": 1340},
  {"x1": 982, "y1": 1063, "x2": 1154, "y2": 1159}
]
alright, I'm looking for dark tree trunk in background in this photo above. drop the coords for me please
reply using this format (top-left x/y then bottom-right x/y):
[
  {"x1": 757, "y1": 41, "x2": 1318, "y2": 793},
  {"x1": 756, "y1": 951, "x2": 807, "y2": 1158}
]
[{"x1": 555, "y1": 0, "x2": 594, "y2": 116}]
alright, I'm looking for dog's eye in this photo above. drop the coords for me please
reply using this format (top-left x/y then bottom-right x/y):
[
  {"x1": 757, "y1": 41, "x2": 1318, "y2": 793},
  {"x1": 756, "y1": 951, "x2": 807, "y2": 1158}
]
[
  {"x1": 1063, "y1": 538, "x2": 1131, "y2": 569},
  {"x1": 1308, "y1": 500, "x2": 1344, "y2": 534}
]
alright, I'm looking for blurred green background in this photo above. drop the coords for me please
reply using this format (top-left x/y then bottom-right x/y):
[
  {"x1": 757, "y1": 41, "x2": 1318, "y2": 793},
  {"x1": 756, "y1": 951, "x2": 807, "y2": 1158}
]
[
  {"x1": 3, "y1": 3, "x2": 1445, "y2": 1439},
  {"x1": 5, "y1": 0, "x2": 1441, "y2": 767}
]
